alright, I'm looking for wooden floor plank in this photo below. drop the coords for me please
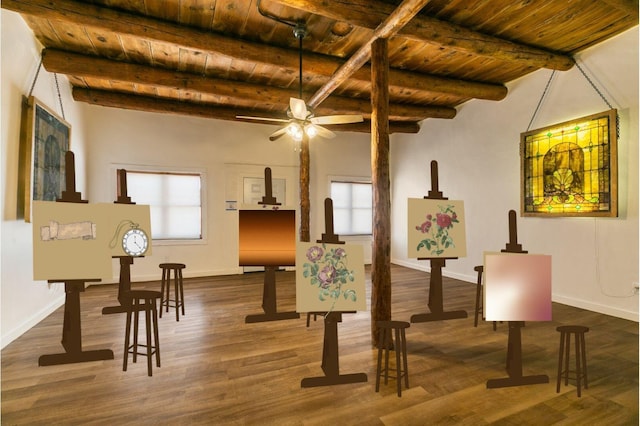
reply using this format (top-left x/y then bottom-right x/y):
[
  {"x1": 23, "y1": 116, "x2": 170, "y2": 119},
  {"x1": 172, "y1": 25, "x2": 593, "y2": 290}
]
[{"x1": 2, "y1": 265, "x2": 637, "y2": 424}]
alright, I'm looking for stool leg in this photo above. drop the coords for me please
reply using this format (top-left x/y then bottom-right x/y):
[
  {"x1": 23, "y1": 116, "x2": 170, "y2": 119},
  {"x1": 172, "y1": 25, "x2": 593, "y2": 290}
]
[
  {"x1": 401, "y1": 328, "x2": 409, "y2": 389},
  {"x1": 556, "y1": 331, "x2": 564, "y2": 393},
  {"x1": 564, "y1": 333, "x2": 571, "y2": 386},
  {"x1": 179, "y1": 269, "x2": 185, "y2": 316},
  {"x1": 395, "y1": 328, "x2": 402, "y2": 397},
  {"x1": 375, "y1": 328, "x2": 384, "y2": 392},
  {"x1": 581, "y1": 333, "x2": 588, "y2": 389},
  {"x1": 145, "y1": 300, "x2": 153, "y2": 376},
  {"x1": 133, "y1": 299, "x2": 140, "y2": 363},
  {"x1": 575, "y1": 333, "x2": 582, "y2": 397},
  {"x1": 152, "y1": 298, "x2": 161, "y2": 368},
  {"x1": 160, "y1": 269, "x2": 166, "y2": 318},
  {"x1": 384, "y1": 329, "x2": 390, "y2": 386},
  {"x1": 474, "y1": 282, "x2": 481, "y2": 327},
  {"x1": 174, "y1": 270, "x2": 179, "y2": 321},
  {"x1": 123, "y1": 307, "x2": 132, "y2": 371}
]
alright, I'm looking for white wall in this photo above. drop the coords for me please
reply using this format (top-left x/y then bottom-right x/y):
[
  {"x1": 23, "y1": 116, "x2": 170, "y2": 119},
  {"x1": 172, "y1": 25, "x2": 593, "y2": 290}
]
[
  {"x1": 1, "y1": 10, "x2": 90, "y2": 347},
  {"x1": 83, "y1": 105, "x2": 373, "y2": 282},
  {"x1": 391, "y1": 27, "x2": 639, "y2": 321}
]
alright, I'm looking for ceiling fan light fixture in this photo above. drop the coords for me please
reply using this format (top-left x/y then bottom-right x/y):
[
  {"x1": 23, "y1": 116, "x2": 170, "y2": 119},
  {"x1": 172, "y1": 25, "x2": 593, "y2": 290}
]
[
  {"x1": 287, "y1": 121, "x2": 304, "y2": 141},
  {"x1": 304, "y1": 123, "x2": 318, "y2": 138}
]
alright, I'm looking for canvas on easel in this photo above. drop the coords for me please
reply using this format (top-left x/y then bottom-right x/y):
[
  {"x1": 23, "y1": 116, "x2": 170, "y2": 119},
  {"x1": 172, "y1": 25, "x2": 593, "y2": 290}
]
[
  {"x1": 407, "y1": 198, "x2": 467, "y2": 258},
  {"x1": 296, "y1": 242, "x2": 366, "y2": 313},
  {"x1": 238, "y1": 208, "x2": 296, "y2": 267},
  {"x1": 32, "y1": 200, "x2": 112, "y2": 280},
  {"x1": 483, "y1": 252, "x2": 552, "y2": 321}
]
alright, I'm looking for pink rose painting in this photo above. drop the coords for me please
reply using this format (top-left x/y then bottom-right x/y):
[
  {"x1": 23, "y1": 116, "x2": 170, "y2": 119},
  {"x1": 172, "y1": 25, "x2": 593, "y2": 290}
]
[
  {"x1": 296, "y1": 242, "x2": 366, "y2": 313},
  {"x1": 408, "y1": 199, "x2": 467, "y2": 258}
]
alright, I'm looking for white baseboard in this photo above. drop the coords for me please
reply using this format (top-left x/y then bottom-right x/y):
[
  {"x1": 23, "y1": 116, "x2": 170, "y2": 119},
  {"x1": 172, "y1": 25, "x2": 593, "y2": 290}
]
[
  {"x1": 1, "y1": 293, "x2": 65, "y2": 350},
  {"x1": 553, "y1": 294, "x2": 639, "y2": 322}
]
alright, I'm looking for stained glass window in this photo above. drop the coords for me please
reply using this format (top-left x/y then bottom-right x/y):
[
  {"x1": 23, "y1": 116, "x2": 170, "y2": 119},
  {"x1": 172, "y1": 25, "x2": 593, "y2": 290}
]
[{"x1": 521, "y1": 109, "x2": 617, "y2": 217}]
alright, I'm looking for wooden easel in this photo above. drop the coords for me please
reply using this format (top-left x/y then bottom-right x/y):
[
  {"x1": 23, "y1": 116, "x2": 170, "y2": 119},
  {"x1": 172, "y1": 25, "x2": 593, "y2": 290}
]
[
  {"x1": 301, "y1": 198, "x2": 367, "y2": 388},
  {"x1": 39, "y1": 151, "x2": 115, "y2": 366},
  {"x1": 411, "y1": 161, "x2": 467, "y2": 323},
  {"x1": 103, "y1": 169, "x2": 137, "y2": 315},
  {"x1": 486, "y1": 210, "x2": 549, "y2": 388},
  {"x1": 245, "y1": 168, "x2": 300, "y2": 323}
]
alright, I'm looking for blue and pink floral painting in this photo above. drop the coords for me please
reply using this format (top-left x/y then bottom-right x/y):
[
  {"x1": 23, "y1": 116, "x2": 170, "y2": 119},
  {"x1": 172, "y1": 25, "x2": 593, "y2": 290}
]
[
  {"x1": 407, "y1": 199, "x2": 467, "y2": 258},
  {"x1": 296, "y1": 242, "x2": 366, "y2": 313}
]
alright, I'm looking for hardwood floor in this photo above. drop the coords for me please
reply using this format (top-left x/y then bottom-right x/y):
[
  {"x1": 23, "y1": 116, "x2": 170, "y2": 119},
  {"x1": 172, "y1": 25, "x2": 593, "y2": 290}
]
[{"x1": 2, "y1": 265, "x2": 638, "y2": 425}]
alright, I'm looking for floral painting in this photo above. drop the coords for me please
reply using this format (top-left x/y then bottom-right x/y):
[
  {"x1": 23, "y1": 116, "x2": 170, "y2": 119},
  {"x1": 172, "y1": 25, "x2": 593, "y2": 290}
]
[
  {"x1": 407, "y1": 198, "x2": 467, "y2": 258},
  {"x1": 296, "y1": 242, "x2": 366, "y2": 313}
]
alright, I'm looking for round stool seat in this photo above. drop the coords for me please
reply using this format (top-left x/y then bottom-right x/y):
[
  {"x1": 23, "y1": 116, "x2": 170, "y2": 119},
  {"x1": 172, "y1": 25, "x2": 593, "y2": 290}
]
[
  {"x1": 556, "y1": 325, "x2": 589, "y2": 333},
  {"x1": 159, "y1": 263, "x2": 186, "y2": 269},
  {"x1": 129, "y1": 290, "x2": 162, "y2": 300},
  {"x1": 377, "y1": 320, "x2": 410, "y2": 330}
]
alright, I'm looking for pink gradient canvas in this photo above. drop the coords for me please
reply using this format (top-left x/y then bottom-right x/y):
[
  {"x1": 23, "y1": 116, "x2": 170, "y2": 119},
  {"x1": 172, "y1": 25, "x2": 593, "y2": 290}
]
[{"x1": 484, "y1": 252, "x2": 552, "y2": 321}]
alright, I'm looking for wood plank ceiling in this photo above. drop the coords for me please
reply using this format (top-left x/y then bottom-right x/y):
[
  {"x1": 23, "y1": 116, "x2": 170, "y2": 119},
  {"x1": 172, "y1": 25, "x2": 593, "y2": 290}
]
[{"x1": 3, "y1": 0, "x2": 638, "y2": 134}]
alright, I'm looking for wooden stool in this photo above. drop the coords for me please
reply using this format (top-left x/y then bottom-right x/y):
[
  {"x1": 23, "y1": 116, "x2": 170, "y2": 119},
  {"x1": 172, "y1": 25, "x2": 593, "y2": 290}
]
[
  {"x1": 556, "y1": 325, "x2": 589, "y2": 397},
  {"x1": 473, "y1": 265, "x2": 497, "y2": 330},
  {"x1": 123, "y1": 290, "x2": 161, "y2": 377},
  {"x1": 159, "y1": 263, "x2": 186, "y2": 321},
  {"x1": 376, "y1": 320, "x2": 410, "y2": 397}
]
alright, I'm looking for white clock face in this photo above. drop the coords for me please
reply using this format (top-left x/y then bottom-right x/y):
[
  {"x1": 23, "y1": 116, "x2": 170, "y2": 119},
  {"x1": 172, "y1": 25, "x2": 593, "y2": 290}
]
[{"x1": 122, "y1": 228, "x2": 148, "y2": 256}]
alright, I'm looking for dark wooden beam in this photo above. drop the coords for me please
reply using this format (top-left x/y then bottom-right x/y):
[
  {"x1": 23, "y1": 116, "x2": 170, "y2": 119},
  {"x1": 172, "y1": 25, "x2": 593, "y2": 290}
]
[
  {"x1": 71, "y1": 88, "x2": 420, "y2": 134},
  {"x1": 43, "y1": 49, "x2": 455, "y2": 121},
  {"x1": 2, "y1": 0, "x2": 506, "y2": 102},
  {"x1": 299, "y1": 136, "x2": 311, "y2": 243},
  {"x1": 308, "y1": 0, "x2": 433, "y2": 108},
  {"x1": 272, "y1": 0, "x2": 574, "y2": 71},
  {"x1": 370, "y1": 38, "x2": 392, "y2": 348}
]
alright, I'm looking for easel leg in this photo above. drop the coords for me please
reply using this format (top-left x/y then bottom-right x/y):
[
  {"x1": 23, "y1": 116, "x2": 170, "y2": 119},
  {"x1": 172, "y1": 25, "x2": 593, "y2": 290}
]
[
  {"x1": 245, "y1": 267, "x2": 300, "y2": 323},
  {"x1": 411, "y1": 259, "x2": 467, "y2": 323}
]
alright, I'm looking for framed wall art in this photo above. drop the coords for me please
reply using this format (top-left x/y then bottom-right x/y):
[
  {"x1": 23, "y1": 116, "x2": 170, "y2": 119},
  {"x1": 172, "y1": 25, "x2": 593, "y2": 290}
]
[
  {"x1": 521, "y1": 109, "x2": 617, "y2": 217},
  {"x1": 19, "y1": 96, "x2": 71, "y2": 222}
]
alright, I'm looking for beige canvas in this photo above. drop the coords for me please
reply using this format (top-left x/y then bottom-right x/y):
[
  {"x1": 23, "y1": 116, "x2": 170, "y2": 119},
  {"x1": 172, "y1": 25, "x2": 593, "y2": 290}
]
[
  {"x1": 33, "y1": 201, "x2": 112, "y2": 280},
  {"x1": 296, "y1": 242, "x2": 366, "y2": 313},
  {"x1": 408, "y1": 198, "x2": 467, "y2": 258}
]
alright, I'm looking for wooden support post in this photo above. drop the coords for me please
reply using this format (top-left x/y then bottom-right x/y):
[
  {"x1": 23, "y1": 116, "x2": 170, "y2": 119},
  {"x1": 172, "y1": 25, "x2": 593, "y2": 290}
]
[
  {"x1": 299, "y1": 134, "x2": 311, "y2": 243},
  {"x1": 370, "y1": 38, "x2": 392, "y2": 348}
]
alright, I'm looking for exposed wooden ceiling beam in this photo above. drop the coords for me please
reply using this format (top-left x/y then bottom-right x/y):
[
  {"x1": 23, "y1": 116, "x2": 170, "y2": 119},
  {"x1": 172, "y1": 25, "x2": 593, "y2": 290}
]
[
  {"x1": 272, "y1": 0, "x2": 575, "y2": 71},
  {"x1": 42, "y1": 49, "x2": 455, "y2": 121},
  {"x1": 308, "y1": 0, "x2": 432, "y2": 108},
  {"x1": 2, "y1": 0, "x2": 506, "y2": 102},
  {"x1": 72, "y1": 88, "x2": 420, "y2": 134}
]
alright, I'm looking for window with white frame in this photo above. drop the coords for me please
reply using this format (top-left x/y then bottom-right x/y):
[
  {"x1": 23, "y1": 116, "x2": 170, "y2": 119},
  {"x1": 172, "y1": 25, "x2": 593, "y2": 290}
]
[
  {"x1": 330, "y1": 180, "x2": 372, "y2": 235},
  {"x1": 126, "y1": 171, "x2": 202, "y2": 240}
]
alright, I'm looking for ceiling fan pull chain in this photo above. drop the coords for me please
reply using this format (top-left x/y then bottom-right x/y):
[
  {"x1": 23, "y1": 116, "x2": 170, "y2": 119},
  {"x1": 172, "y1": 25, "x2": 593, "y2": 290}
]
[
  {"x1": 575, "y1": 60, "x2": 619, "y2": 138},
  {"x1": 526, "y1": 69, "x2": 556, "y2": 131}
]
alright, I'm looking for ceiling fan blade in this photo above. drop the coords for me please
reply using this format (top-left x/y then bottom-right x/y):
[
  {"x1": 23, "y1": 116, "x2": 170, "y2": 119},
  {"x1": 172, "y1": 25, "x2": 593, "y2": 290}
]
[
  {"x1": 236, "y1": 115, "x2": 290, "y2": 123},
  {"x1": 269, "y1": 127, "x2": 289, "y2": 141},
  {"x1": 313, "y1": 125, "x2": 336, "y2": 139},
  {"x1": 290, "y1": 97, "x2": 309, "y2": 120},
  {"x1": 310, "y1": 114, "x2": 364, "y2": 125}
]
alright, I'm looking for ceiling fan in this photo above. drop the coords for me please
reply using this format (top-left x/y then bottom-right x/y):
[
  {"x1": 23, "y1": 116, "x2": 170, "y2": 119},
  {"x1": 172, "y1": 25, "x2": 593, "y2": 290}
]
[{"x1": 236, "y1": 22, "x2": 363, "y2": 142}]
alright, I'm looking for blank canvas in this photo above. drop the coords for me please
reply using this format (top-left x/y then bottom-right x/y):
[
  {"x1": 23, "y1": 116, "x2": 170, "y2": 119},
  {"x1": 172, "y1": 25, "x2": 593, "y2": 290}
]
[{"x1": 484, "y1": 252, "x2": 552, "y2": 321}]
